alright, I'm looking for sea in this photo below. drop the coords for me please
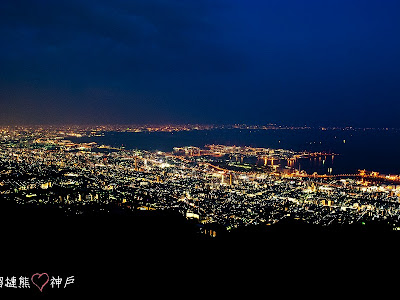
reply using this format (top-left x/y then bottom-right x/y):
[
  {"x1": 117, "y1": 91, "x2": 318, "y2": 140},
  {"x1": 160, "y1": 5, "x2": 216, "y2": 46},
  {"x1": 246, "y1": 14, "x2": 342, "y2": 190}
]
[{"x1": 71, "y1": 128, "x2": 400, "y2": 176}]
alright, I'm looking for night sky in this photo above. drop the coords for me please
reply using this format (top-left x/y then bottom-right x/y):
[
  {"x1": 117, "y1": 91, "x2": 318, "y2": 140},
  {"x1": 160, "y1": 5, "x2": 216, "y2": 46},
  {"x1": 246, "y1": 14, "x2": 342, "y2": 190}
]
[{"x1": 1, "y1": 0, "x2": 400, "y2": 126}]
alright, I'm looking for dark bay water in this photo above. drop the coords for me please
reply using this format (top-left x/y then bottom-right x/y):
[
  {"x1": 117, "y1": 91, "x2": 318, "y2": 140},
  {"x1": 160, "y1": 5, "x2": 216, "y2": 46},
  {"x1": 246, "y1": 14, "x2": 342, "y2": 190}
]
[{"x1": 72, "y1": 129, "x2": 400, "y2": 176}]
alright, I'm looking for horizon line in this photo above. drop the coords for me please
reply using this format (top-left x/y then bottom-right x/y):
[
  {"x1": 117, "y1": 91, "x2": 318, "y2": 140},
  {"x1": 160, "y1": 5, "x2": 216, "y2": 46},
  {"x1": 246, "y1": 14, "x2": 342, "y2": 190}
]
[{"x1": 0, "y1": 123, "x2": 399, "y2": 130}]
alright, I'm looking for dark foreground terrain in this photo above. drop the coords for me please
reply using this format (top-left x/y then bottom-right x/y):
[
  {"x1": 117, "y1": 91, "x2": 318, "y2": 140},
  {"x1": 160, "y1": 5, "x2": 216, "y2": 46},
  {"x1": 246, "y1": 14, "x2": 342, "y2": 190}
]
[{"x1": 0, "y1": 200, "x2": 398, "y2": 297}]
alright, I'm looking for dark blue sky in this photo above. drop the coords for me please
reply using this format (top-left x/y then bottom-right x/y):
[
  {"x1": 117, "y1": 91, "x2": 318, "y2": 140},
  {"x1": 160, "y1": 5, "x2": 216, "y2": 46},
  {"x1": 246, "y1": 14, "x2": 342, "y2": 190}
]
[{"x1": 1, "y1": 0, "x2": 400, "y2": 126}]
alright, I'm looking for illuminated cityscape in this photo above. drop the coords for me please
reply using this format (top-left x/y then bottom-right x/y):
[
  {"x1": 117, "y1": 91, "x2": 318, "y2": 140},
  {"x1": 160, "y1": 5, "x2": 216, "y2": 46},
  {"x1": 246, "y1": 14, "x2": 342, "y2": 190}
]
[{"x1": 2, "y1": 125, "x2": 400, "y2": 240}]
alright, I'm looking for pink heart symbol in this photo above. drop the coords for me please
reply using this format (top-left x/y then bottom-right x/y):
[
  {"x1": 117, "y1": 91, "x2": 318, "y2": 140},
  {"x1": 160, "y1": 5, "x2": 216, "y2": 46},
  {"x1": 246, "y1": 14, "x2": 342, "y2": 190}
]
[{"x1": 31, "y1": 273, "x2": 49, "y2": 292}]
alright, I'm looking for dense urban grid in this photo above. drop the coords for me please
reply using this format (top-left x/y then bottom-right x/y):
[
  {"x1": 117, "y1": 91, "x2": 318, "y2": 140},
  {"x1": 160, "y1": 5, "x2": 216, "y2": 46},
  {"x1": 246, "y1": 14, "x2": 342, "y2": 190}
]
[{"x1": 1, "y1": 125, "x2": 400, "y2": 238}]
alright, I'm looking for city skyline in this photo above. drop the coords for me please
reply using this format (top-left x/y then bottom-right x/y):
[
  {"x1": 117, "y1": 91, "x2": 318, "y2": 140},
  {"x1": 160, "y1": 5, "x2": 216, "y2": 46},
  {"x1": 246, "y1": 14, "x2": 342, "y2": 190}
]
[{"x1": 2, "y1": 125, "x2": 400, "y2": 236}]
